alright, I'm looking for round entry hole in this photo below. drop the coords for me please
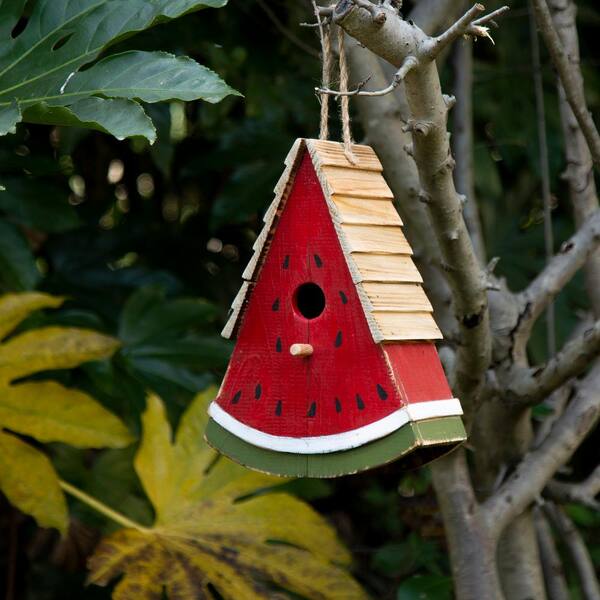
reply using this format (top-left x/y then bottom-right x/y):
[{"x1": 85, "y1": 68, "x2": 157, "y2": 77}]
[{"x1": 294, "y1": 282, "x2": 326, "y2": 319}]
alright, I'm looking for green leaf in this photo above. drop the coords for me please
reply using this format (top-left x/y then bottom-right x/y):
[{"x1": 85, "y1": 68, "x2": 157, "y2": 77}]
[
  {"x1": 23, "y1": 98, "x2": 157, "y2": 143},
  {"x1": 0, "y1": 177, "x2": 81, "y2": 233},
  {"x1": 119, "y1": 287, "x2": 218, "y2": 345},
  {"x1": 0, "y1": 381, "x2": 133, "y2": 448},
  {"x1": 0, "y1": 429, "x2": 68, "y2": 533},
  {"x1": 0, "y1": 292, "x2": 64, "y2": 340},
  {"x1": 0, "y1": 101, "x2": 20, "y2": 134},
  {"x1": 0, "y1": 326, "x2": 120, "y2": 383},
  {"x1": 88, "y1": 391, "x2": 368, "y2": 599},
  {"x1": 0, "y1": 219, "x2": 39, "y2": 291},
  {"x1": 397, "y1": 575, "x2": 453, "y2": 600},
  {"x1": 0, "y1": 0, "x2": 236, "y2": 139},
  {"x1": 59, "y1": 51, "x2": 240, "y2": 105}
]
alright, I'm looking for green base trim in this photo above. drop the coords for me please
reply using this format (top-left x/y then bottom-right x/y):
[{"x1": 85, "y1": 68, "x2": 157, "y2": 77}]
[{"x1": 205, "y1": 416, "x2": 467, "y2": 478}]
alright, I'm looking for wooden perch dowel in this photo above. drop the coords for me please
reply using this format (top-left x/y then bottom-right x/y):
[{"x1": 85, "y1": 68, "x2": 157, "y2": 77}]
[{"x1": 290, "y1": 343, "x2": 314, "y2": 357}]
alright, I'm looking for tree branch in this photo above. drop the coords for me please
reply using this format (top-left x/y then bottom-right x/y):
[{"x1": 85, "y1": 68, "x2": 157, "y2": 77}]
[
  {"x1": 544, "y1": 502, "x2": 600, "y2": 600},
  {"x1": 422, "y1": 4, "x2": 509, "y2": 59},
  {"x1": 549, "y1": 0, "x2": 600, "y2": 319},
  {"x1": 506, "y1": 320, "x2": 600, "y2": 406},
  {"x1": 333, "y1": 0, "x2": 494, "y2": 413},
  {"x1": 530, "y1": 0, "x2": 600, "y2": 168},
  {"x1": 316, "y1": 55, "x2": 418, "y2": 97},
  {"x1": 545, "y1": 465, "x2": 600, "y2": 512},
  {"x1": 534, "y1": 507, "x2": 571, "y2": 600},
  {"x1": 483, "y1": 366, "x2": 600, "y2": 537},
  {"x1": 431, "y1": 449, "x2": 503, "y2": 599},
  {"x1": 453, "y1": 38, "x2": 486, "y2": 265},
  {"x1": 513, "y1": 209, "x2": 600, "y2": 353}
]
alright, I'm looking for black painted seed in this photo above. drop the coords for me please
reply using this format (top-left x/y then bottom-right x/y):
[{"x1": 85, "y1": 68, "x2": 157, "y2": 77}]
[
  {"x1": 356, "y1": 394, "x2": 365, "y2": 410},
  {"x1": 282, "y1": 255, "x2": 290, "y2": 269},
  {"x1": 334, "y1": 330, "x2": 343, "y2": 348},
  {"x1": 307, "y1": 402, "x2": 317, "y2": 417},
  {"x1": 376, "y1": 384, "x2": 388, "y2": 401},
  {"x1": 255, "y1": 384, "x2": 262, "y2": 400},
  {"x1": 339, "y1": 290, "x2": 348, "y2": 304},
  {"x1": 275, "y1": 400, "x2": 282, "y2": 416},
  {"x1": 335, "y1": 398, "x2": 342, "y2": 413},
  {"x1": 276, "y1": 337, "x2": 282, "y2": 352},
  {"x1": 232, "y1": 390, "x2": 242, "y2": 404},
  {"x1": 272, "y1": 298, "x2": 280, "y2": 311},
  {"x1": 314, "y1": 254, "x2": 323, "y2": 268}
]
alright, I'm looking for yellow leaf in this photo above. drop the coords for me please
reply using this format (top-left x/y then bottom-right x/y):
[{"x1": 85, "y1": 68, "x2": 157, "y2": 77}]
[
  {"x1": 0, "y1": 292, "x2": 132, "y2": 533},
  {"x1": 133, "y1": 393, "x2": 177, "y2": 521},
  {"x1": 0, "y1": 429, "x2": 67, "y2": 533},
  {"x1": 0, "y1": 381, "x2": 133, "y2": 448},
  {"x1": 0, "y1": 292, "x2": 64, "y2": 340},
  {"x1": 0, "y1": 326, "x2": 120, "y2": 383},
  {"x1": 89, "y1": 392, "x2": 369, "y2": 600}
]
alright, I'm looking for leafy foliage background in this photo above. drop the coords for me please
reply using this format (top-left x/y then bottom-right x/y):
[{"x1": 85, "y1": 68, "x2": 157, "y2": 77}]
[{"x1": 0, "y1": 0, "x2": 599, "y2": 598}]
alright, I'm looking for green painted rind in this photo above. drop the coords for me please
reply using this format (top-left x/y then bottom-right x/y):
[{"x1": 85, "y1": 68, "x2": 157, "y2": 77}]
[{"x1": 204, "y1": 416, "x2": 467, "y2": 478}]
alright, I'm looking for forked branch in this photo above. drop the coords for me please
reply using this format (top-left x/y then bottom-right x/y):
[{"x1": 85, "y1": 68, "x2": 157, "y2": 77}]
[
  {"x1": 506, "y1": 320, "x2": 600, "y2": 405},
  {"x1": 513, "y1": 209, "x2": 600, "y2": 351},
  {"x1": 484, "y1": 367, "x2": 600, "y2": 536},
  {"x1": 423, "y1": 4, "x2": 509, "y2": 59}
]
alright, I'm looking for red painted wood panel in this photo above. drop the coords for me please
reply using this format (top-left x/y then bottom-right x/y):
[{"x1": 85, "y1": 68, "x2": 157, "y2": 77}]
[
  {"x1": 216, "y1": 152, "x2": 405, "y2": 437},
  {"x1": 384, "y1": 343, "x2": 453, "y2": 403}
]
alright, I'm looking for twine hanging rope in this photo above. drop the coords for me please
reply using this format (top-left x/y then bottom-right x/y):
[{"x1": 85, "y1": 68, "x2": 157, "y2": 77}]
[
  {"x1": 337, "y1": 29, "x2": 357, "y2": 164},
  {"x1": 312, "y1": 3, "x2": 356, "y2": 163},
  {"x1": 313, "y1": 1, "x2": 332, "y2": 140}
]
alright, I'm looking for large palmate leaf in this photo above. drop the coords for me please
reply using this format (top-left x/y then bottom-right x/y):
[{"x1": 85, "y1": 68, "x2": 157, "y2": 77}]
[
  {"x1": 0, "y1": 292, "x2": 133, "y2": 532},
  {"x1": 89, "y1": 389, "x2": 368, "y2": 600},
  {"x1": 0, "y1": 0, "x2": 238, "y2": 140}
]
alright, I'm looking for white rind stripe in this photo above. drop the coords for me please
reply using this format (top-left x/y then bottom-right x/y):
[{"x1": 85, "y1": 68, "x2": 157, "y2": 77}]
[{"x1": 208, "y1": 399, "x2": 463, "y2": 455}]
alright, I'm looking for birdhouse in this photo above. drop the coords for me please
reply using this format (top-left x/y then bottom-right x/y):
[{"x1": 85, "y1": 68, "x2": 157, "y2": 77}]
[{"x1": 205, "y1": 139, "x2": 466, "y2": 478}]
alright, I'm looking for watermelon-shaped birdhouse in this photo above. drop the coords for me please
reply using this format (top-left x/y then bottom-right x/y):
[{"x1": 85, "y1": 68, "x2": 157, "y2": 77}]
[{"x1": 205, "y1": 139, "x2": 466, "y2": 477}]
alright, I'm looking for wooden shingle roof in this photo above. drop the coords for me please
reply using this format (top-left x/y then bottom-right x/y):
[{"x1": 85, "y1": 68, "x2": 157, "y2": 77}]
[{"x1": 222, "y1": 139, "x2": 442, "y2": 343}]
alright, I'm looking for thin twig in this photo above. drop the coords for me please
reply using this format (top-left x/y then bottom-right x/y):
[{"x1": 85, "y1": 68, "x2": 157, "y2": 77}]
[
  {"x1": 472, "y1": 6, "x2": 511, "y2": 27},
  {"x1": 529, "y1": 0, "x2": 556, "y2": 356},
  {"x1": 316, "y1": 55, "x2": 418, "y2": 97},
  {"x1": 530, "y1": 0, "x2": 600, "y2": 167},
  {"x1": 256, "y1": 0, "x2": 320, "y2": 58}
]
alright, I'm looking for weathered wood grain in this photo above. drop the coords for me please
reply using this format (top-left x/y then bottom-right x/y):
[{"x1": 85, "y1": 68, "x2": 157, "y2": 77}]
[
  {"x1": 331, "y1": 195, "x2": 403, "y2": 225},
  {"x1": 361, "y1": 282, "x2": 433, "y2": 311},
  {"x1": 341, "y1": 224, "x2": 412, "y2": 254}
]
